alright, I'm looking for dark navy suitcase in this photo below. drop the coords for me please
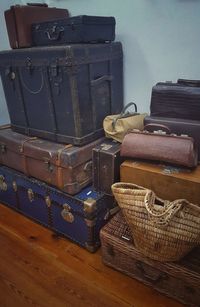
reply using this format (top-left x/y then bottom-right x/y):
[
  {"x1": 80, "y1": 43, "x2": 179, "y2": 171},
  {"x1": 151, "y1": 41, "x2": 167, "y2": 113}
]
[
  {"x1": 32, "y1": 15, "x2": 115, "y2": 46},
  {"x1": 0, "y1": 42, "x2": 123, "y2": 146},
  {"x1": 0, "y1": 166, "x2": 117, "y2": 252}
]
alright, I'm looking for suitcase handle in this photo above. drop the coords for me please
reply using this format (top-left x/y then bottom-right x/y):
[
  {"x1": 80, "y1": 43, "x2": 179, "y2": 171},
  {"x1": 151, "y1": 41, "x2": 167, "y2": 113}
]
[
  {"x1": 91, "y1": 75, "x2": 113, "y2": 86},
  {"x1": 136, "y1": 261, "x2": 167, "y2": 284},
  {"x1": 27, "y1": 3, "x2": 48, "y2": 7},
  {"x1": 144, "y1": 123, "x2": 171, "y2": 134},
  {"x1": 45, "y1": 26, "x2": 64, "y2": 41},
  {"x1": 177, "y1": 79, "x2": 200, "y2": 87}
]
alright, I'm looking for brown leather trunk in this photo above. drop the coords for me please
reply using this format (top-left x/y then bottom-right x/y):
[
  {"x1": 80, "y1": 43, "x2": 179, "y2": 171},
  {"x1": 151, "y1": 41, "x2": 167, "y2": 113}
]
[
  {"x1": 120, "y1": 160, "x2": 200, "y2": 204},
  {"x1": 0, "y1": 126, "x2": 104, "y2": 195},
  {"x1": 4, "y1": 3, "x2": 69, "y2": 49},
  {"x1": 100, "y1": 211, "x2": 200, "y2": 307},
  {"x1": 92, "y1": 139, "x2": 122, "y2": 195}
]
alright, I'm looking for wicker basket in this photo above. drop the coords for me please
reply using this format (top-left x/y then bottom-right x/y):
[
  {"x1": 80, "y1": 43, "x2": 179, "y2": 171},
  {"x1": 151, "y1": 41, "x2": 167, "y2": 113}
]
[{"x1": 111, "y1": 182, "x2": 200, "y2": 262}]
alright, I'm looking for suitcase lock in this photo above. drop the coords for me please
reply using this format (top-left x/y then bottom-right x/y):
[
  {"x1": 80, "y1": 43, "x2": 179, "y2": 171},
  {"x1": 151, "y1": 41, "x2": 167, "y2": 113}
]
[
  {"x1": 0, "y1": 144, "x2": 6, "y2": 154},
  {"x1": 61, "y1": 204, "x2": 74, "y2": 223},
  {"x1": 27, "y1": 188, "x2": 34, "y2": 202},
  {"x1": 0, "y1": 175, "x2": 7, "y2": 191}
]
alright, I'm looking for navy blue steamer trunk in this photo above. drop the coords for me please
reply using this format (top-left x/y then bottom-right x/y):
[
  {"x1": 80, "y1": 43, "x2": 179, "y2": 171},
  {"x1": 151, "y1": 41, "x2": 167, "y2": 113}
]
[
  {"x1": 0, "y1": 166, "x2": 117, "y2": 252},
  {"x1": 0, "y1": 43, "x2": 123, "y2": 146}
]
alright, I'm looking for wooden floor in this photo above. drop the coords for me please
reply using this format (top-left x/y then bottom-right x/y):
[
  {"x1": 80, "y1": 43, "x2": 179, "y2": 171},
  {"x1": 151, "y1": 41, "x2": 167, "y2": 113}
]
[{"x1": 0, "y1": 204, "x2": 183, "y2": 307}]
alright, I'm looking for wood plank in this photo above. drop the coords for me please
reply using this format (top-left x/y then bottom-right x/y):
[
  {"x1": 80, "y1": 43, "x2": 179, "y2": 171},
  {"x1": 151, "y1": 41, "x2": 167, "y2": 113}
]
[{"x1": 0, "y1": 204, "x2": 183, "y2": 307}]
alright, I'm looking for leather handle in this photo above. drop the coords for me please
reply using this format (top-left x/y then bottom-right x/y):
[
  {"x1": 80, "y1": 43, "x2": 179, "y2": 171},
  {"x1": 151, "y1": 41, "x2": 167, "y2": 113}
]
[
  {"x1": 177, "y1": 79, "x2": 200, "y2": 87},
  {"x1": 136, "y1": 261, "x2": 167, "y2": 284},
  {"x1": 144, "y1": 123, "x2": 171, "y2": 134},
  {"x1": 27, "y1": 3, "x2": 48, "y2": 7},
  {"x1": 45, "y1": 26, "x2": 64, "y2": 41},
  {"x1": 90, "y1": 75, "x2": 113, "y2": 86}
]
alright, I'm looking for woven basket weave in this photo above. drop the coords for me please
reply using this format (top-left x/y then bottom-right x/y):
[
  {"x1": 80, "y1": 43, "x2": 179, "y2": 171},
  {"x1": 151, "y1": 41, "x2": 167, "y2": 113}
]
[{"x1": 112, "y1": 182, "x2": 200, "y2": 262}]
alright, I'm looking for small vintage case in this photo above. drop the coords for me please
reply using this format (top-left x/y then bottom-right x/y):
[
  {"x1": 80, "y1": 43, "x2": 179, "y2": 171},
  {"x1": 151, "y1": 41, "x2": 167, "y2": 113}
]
[
  {"x1": 32, "y1": 15, "x2": 115, "y2": 46},
  {"x1": 120, "y1": 127, "x2": 198, "y2": 168},
  {"x1": 0, "y1": 166, "x2": 117, "y2": 252},
  {"x1": 100, "y1": 211, "x2": 200, "y2": 307},
  {"x1": 92, "y1": 139, "x2": 122, "y2": 195},
  {"x1": 144, "y1": 116, "x2": 200, "y2": 161}
]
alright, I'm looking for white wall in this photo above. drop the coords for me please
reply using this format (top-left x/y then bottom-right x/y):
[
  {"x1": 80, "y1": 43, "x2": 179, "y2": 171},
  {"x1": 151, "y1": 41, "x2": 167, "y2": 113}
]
[{"x1": 1, "y1": 0, "x2": 200, "y2": 124}]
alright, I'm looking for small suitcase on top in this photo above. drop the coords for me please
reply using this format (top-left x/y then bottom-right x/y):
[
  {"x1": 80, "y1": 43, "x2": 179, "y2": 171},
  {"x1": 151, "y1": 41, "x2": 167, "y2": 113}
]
[
  {"x1": 32, "y1": 15, "x2": 115, "y2": 46},
  {"x1": 0, "y1": 126, "x2": 105, "y2": 195},
  {"x1": 100, "y1": 211, "x2": 200, "y2": 306},
  {"x1": 4, "y1": 3, "x2": 69, "y2": 49},
  {"x1": 0, "y1": 165, "x2": 117, "y2": 252},
  {"x1": 150, "y1": 79, "x2": 200, "y2": 120},
  {"x1": 0, "y1": 42, "x2": 123, "y2": 146}
]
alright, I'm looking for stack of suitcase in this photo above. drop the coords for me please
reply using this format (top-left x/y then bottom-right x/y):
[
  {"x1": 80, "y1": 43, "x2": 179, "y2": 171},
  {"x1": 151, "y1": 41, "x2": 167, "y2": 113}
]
[
  {"x1": 0, "y1": 3, "x2": 124, "y2": 252},
  {"x1": 100, "y1": 80, "x2": 200, "y2": 306}
]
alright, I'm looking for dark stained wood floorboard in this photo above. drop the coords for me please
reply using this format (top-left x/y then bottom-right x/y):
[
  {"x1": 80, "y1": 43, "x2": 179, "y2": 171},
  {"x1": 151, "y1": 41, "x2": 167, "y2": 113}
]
[{"x1": 0, "y1": 204, "x2": 183, "y2": 307}]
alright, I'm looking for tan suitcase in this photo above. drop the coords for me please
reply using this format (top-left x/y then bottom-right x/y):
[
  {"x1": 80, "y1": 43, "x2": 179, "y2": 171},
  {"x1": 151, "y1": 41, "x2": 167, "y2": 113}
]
[
  {"x1": 120, "y1": 160, "x2": 200, "y2": 204},
  {"x1": 0, "y1": 126, "x2": 104, "y2": 195}
]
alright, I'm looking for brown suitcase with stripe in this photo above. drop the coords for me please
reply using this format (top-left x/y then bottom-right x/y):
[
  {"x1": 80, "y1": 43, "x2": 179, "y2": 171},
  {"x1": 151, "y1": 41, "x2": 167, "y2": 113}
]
[{"x1": 0, "y1": 126, "x2": 104, "y2": 195}]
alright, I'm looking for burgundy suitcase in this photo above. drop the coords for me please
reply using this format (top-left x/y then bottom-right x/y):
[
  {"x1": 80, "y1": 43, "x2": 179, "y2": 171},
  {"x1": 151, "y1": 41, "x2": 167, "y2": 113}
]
[
  {"x1": 0, "y1": 125, "x2": 104, "y2": 195},
  {"x1": 144, "y1": 116, "x2": 200, "y2": 161},
  {"x1": 100, "y1": 211, "x2": 200, "y2": 306},
  {"x1": 150, "y1": 79, "x2": 200, "y2": 120},
  {"x1": 4, "y1": 3, "x2": 69, "y2": 49},
  {"x1": 92, "y1": 139, "x2": 122, "y2": 195}
]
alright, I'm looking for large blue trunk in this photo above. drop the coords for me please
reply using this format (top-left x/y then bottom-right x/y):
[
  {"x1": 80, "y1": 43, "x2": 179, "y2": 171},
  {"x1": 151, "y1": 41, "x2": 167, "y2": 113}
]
[{"x1": 0, "y1": 166, "x2": 116, "y2": 252}]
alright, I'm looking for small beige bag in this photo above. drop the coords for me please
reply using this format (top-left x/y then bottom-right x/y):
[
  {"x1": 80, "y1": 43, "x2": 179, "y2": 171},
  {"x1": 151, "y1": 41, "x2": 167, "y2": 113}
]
[{"x1": 103, "y1": 102, "x2": 147, "y2": 143}]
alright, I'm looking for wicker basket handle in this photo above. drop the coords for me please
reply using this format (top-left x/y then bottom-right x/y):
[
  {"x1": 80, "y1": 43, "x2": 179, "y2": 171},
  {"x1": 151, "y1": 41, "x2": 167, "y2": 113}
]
[{"x1": 144, "y1": 191, "x2": 189, "y2": 225}]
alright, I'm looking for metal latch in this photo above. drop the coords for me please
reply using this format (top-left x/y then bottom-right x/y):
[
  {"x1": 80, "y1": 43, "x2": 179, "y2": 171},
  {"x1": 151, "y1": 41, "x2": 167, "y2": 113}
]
[
  {"x1": 0, "y1": 175, "x2": 7, "y2": 191},
  {"x1": 43, "y1": 158, "x2": 54, "y2": 173},
  {"x1": 61, "y1": 204, "x2": 74, "y2": 223},
  {"x1": 45, "y1": 195, "x2": 51, "y2": 208},
  {"x1": 0, "y1": 144, "x2": 6, "y2": 154},
  {"x1": 27, "y1": 189, "x2": 34, "y2": 202}
]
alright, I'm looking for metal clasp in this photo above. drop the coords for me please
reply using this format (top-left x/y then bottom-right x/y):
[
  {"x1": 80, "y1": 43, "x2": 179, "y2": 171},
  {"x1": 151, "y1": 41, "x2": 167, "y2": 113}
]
[
  {"x1": 45, "y1": 195, "x2": 51, "y2": 208},
  {"x1": 0, "y1": 175, "x2": 7, "y2": 191},
  {"x1": 61, "y1": 204, "x2": 74, "y2": 223},
  {"x1": 27, "y1": 189, "x2": 34, "y2": 202},
  {"x1": 0, "y1": 144, "x2": 6, "y2": 154}
]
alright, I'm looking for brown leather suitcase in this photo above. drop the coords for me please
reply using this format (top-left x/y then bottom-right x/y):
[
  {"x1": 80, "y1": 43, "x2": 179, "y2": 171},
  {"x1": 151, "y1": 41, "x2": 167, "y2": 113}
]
[
  {"x1": 120, "y1": 160, "x2": 200, "y2": 204},
  {"x1": 120, "y1": 128, "x2": 198, "y2": 168},
  {"x1": 92, "y1": 139, "x2": 122, "y2": 195},
  {"x1": 100, "y1": 211, "x2": 200, "y2": 307},
  {"x1": 144, "y1": 116, "x2": 200, "y2": 161},
  {"x1": 4, "y1": 3, "x2": 69, "y2": 49},
  {"x1": 0, "y1": 126, "x2": 104, "y2": 195}
]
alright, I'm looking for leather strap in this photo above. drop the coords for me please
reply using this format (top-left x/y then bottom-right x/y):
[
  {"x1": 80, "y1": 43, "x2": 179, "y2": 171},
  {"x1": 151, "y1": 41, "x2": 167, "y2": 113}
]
[
  {"x1": 20, "y1": 137, "x2": 37, "y2": 175},
  {"x1": 56, "y1": 144, "x2": 73, "y2": 189}
]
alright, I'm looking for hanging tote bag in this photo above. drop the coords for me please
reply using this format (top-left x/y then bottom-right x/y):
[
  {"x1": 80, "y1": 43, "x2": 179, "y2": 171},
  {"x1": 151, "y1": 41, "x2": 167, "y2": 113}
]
[
  {"x1": 103, "y1": 102, "x2": 147, "y2": 143},
  {"x1": 112, "y1": 182, "x2": 200, "y2": 262}
]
